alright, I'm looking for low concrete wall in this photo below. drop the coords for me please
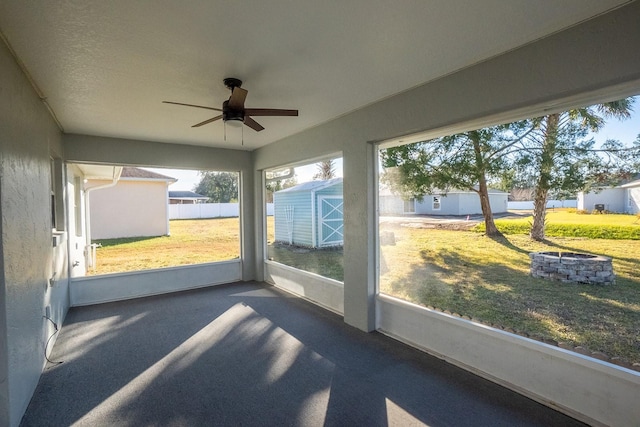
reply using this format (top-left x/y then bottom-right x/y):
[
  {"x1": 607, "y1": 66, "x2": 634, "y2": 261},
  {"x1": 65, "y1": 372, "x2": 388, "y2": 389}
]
[
  {"x1": 530, "y1": 251, "x2": 614, "y2": 285},
  {"x1": 376, "y1": 294, "x2": 640, "y2": 427},
  {"x1": 265, "y1": 261, "x2": 344, "y2": 315},
  {"x1": 70, "y1": 261, "x2": 242, "y2": 306}
]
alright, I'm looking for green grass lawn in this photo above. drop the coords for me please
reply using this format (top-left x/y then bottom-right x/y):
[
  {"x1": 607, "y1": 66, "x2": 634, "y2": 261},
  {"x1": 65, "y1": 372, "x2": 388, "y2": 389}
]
[
  {"x1": 92, "y1": 214, "x2": 640, "y2": 366},
  {"x1": 91, "y1": 218, "x2": 240, "y2": 275},
  {"x1": 477, "y1": 210, "x2": 640, "y2": 239},
  {"x1": 535, "y1": 210, "x2": 638, "y2": 225},
  {"x1": 379, "y1": 222, "x2": 640, "y2": 365}
]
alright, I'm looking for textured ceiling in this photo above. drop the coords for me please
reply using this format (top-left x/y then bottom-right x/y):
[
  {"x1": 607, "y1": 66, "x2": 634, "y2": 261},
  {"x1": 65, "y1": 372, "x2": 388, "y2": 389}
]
[{"x1": 0, "y1": 0, "x2": 630, "y2": 150}]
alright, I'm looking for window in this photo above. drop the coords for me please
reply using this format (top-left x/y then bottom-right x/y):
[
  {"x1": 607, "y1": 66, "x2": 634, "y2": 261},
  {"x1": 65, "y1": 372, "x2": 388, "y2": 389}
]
[
  {"x1": 377, "y1": 95, "x2": 640, "y2": 368},
  {"x1": 265, "y1": 157, "x2": 344, "y2": 282},
  {"x1": 432, "y1": 196, "x2": 441, "y2": 211},
  {"x1": 72, "y1": 164, "x2": 240, "y2": 276}
]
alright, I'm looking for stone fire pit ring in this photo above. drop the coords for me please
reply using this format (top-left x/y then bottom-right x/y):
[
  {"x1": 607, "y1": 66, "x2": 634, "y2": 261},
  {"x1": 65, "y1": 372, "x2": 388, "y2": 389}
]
[{"x1": 529, "y1": 251, "x2": 614, "y2": 285}]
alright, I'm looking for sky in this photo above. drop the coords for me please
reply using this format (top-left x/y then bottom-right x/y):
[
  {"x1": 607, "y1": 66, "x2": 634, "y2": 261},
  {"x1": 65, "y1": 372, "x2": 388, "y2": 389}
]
[
  {"x1": 145, "y1": 158, "x2": 344, "y2": 191},
  {"x1": 592, "y1": 106, "x2": 639, "y2": 146},
  {"x1": 145, "y1": 98, "x2": 638, "y2": 191}
]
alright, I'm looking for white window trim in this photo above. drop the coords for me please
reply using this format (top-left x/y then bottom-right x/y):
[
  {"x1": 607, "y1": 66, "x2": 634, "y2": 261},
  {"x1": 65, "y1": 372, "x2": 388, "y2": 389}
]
[{"x1": 432, "y1": 195, "x2": 441, "y2": 211}]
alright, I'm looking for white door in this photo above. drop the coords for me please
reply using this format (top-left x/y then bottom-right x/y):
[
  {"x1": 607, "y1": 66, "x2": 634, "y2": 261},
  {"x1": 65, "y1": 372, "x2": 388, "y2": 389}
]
[{"x1": 318, "y1": 196, "x2": 343, "y2": 246}]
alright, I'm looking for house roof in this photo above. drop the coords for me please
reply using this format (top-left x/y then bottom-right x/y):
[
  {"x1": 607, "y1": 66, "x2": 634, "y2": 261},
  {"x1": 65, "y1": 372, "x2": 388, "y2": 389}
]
[
  {"x1": 169, "y1": 191, "x2": 208, "y2": 199},
  {"x1": 276, "y1": 178, "x2": 343, "y2": 194},
  {"x1": 0, "y1": 1, "x2": 625, "y2": 151},
  {"x1": 620, "y1": 179, "x2": 640, "y2": 189},
  {"x1": 121, "y1": 167, "x2": 176, "y2": 181}
]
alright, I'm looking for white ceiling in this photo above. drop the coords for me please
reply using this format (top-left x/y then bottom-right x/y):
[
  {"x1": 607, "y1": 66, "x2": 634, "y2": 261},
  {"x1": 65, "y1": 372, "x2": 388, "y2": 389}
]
[{"x1": 0, "y1": 1, "x2": 630, "y2": 150}]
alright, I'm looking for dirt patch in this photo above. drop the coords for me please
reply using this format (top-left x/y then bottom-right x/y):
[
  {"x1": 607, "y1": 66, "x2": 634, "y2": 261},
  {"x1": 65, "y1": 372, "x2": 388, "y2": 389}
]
[{"x1": 400, "y1": 221, "x2": 478, "y2": 231}]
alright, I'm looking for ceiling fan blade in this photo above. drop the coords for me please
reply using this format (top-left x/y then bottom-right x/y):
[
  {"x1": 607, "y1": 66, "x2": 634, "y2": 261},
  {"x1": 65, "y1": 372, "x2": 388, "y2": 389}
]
[
  {"x1": 192, "y1": 115, "x2": 223, "y2": 127},
  {"x1": 163, "y1": 101, "x2": 222, "y2": 112},
  {"x1": 244, "y1": 116, "x2": 265, "y2": 132},
  {"x1": 244, "y1": 108, "x2": 298, "y2": 117},
  {"x1": 228, "y1": 87, "x2": 248, "y2": 110}
]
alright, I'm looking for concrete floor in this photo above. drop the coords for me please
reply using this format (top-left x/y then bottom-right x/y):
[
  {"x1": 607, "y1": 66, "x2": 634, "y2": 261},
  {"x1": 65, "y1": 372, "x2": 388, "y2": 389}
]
[{"x1": 21, "y1": 282, "x2": 585, "y2": 426}]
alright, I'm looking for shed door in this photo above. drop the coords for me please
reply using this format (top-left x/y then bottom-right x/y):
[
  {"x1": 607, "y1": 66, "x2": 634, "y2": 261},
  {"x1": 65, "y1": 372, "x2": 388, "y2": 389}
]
[{"x1": 318, "y1": 196, "x2": 343, "y2": 246}]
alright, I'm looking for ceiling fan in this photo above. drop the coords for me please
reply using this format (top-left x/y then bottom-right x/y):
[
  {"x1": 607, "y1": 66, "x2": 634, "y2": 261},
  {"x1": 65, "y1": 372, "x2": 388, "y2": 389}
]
[{"x1": 163, "y1": 78, "x2": 298, "y2": 132}]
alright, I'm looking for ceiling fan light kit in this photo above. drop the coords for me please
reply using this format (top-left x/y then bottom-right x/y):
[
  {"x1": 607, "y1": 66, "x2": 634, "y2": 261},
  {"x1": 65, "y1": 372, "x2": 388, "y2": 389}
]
[{"x1": 163, "y1": 77, "x2": 298, "y2": 139}]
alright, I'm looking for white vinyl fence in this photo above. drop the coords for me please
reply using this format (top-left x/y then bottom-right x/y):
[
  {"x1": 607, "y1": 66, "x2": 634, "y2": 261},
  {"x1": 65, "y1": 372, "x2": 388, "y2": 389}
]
[
  {"x1": 170, "y1": 203, "x2": 274, "y2": 219},
  {"x1": 507, "y1": 199, "x2": 577, "y2": 210}
]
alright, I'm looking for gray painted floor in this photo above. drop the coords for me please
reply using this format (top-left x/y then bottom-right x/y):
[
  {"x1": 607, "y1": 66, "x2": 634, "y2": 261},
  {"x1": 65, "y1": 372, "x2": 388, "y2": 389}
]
[{"x1": 21, "y1": 282, "x2": 585, "y2": 426}]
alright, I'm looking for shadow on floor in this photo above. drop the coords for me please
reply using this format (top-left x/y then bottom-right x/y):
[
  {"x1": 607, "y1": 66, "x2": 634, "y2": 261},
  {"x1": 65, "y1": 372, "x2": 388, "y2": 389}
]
[{"x1": 21, "y1": 282, "x2": 585, "y2": 426}]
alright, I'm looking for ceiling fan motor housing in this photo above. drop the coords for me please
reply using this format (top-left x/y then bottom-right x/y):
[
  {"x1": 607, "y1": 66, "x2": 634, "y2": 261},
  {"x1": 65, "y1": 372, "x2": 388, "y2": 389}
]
[{"x1": 222, "y1": 99, "x2": 244, "y2": 123}]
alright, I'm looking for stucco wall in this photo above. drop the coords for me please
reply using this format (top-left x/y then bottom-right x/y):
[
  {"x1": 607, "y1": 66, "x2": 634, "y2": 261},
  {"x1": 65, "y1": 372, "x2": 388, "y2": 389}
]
[
  {"x1": 0, "y1": 40, "x2": 68, "y2": 427},
  {"x1": 628, "y1": 187, "x2": 640, "y2": 214},
  {"x1": 578, "y1": 188, "x2": 625, "y2": 212},
  {"x1": 89, "y1": 179, "x2": 169, "y2": 239}
]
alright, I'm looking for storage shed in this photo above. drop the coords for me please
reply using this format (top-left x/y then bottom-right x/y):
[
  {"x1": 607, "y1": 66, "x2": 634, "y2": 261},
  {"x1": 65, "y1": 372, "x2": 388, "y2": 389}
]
[{"x1": 274, "y1": 178, "x2": 343, "y2": 247}]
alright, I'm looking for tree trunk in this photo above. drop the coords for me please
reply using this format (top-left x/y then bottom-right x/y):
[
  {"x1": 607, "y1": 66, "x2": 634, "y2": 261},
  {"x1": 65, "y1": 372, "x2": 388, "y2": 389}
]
[
  {"x1": 470, "y1": 132, "x2": 502, "y2": 238},
  {"x1": 530, "y1": 114, "x2": 559, "y2": 241},
  {"x1": 530, "y1": 186, "x2": 548, "y2": 241},
  {"x1": 479, "y1": 177, "x2": 502, "y2": 238}
]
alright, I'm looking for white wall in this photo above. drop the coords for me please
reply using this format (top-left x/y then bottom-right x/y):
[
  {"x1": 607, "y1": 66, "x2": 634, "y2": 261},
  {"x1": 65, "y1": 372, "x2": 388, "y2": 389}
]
[
  {"x1": 90, "y1": 179, "x2": 169, "y2": 239},
  {"x1": 169, "y1": 202, "x2": 237, "y2": 219},
  {"x1": 0, "y1": 40, "x2": 69, "y2": 427},
  {"x1": 509, "y1": 200, "x2": 578, "y2": 210},
  {"x1": 378, "y1": 195, "x2": 406, "y2": 215},
  {"x1": 70, "y1": 261, "x2": 241, "y2": 306},
  {"x1": 169, "y1": 203, "x2": 273, "y2": 220},
  {"x1": 578, "y1": 188, "x2": 626, "y2": 212},
  {"x1": 628, "y1": 187, "x2": 640, "y2": 214},
  {"x1": 252, "y1": 4, "x2": 640, "y2": 426},
  {"x1": 377, "y1": 295, "x2": 640, "y2": 427},
  {"x1": 264, "y1": 262, "x2": 344, "y2": 315}
]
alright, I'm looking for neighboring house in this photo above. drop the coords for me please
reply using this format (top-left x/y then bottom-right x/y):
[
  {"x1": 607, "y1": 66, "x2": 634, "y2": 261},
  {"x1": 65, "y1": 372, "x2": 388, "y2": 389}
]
[
  {"x1": 578, "y1": 178, "x2": 640, "y2": 213},
  {"x1": 88, "y1": 167, "x2": 176, "y2": 239},
  {"x1": 379, "y1": 187, "x2": 508, "y2": 216},
  {"x1": 169, "y1": 190, "x2": 208, "y2": 204},
  {"x1": 274, "y1": 178, "x2": 343, "y2": 247}
]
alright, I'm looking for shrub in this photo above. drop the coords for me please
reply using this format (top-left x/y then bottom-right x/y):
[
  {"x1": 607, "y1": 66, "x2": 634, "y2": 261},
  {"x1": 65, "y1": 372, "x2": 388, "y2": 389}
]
[
  {"x1": 474, "y1": 221, "x2": 640, "y2": 240},
  {"x1": 576, "y1": 209, "x2": 589, "y2": 215}
]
